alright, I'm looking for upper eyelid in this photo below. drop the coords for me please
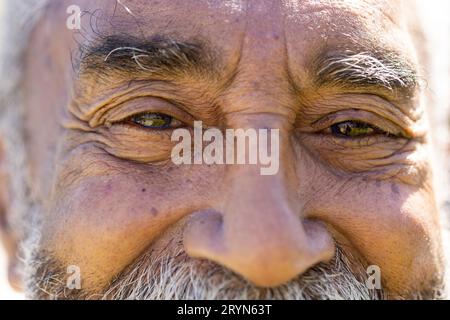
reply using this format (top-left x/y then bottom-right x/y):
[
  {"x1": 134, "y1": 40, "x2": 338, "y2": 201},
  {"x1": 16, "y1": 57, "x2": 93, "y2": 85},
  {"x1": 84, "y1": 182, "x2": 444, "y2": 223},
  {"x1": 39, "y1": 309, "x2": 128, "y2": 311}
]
[
  {"x1": 99, "y1": 96, "x2": 195, "y2": 126},
  {"x1": 299, "y1": 93, "x2": 415, "y2": 128}
]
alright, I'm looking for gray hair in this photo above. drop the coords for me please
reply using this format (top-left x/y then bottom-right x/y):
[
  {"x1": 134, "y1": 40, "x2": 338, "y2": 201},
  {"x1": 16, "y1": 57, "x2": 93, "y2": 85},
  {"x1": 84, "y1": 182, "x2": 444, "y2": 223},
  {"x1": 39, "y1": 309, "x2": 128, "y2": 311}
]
[{"x1": 0, "y1": 0, "x2": 48, "y2": 239}]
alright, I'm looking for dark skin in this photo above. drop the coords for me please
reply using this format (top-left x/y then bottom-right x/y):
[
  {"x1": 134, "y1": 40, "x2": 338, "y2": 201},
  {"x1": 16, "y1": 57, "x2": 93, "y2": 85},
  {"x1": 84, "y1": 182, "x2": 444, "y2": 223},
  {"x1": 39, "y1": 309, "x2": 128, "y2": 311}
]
[{"x1": 0, "y1": 0, "x2": 444, "y2": 298}]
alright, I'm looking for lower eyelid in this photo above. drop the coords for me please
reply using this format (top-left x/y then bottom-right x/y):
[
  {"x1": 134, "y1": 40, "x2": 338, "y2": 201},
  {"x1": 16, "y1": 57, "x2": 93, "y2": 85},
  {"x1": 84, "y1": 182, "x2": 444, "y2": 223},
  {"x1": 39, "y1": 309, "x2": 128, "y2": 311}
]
[
  {"x1": 300, "y1": 134, "x2": 410, "y2": 161},
  {"x1": 106, "y1": 122, "x2": 174, "y2": 138}
]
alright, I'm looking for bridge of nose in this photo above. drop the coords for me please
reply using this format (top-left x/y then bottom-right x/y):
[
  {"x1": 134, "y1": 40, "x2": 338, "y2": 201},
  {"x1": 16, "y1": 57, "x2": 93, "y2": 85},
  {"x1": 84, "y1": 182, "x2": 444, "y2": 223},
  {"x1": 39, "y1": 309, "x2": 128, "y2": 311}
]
[
  {"x1": 182, "y1": 3, "x2": 336, "y2": 288},
  {"x1": 183, "y1": 137, "x2": 335, "y2": 287}
]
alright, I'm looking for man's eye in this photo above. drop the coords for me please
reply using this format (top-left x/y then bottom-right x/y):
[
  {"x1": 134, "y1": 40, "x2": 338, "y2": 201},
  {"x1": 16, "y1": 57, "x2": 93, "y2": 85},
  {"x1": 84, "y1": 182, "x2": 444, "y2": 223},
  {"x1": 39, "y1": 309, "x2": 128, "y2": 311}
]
[
  {"x1": 129, "y1": 112, "x2": 179, "y2": 129},
  {"x1": 330, "y1": 121, "x2": 381, "y2": 138}
]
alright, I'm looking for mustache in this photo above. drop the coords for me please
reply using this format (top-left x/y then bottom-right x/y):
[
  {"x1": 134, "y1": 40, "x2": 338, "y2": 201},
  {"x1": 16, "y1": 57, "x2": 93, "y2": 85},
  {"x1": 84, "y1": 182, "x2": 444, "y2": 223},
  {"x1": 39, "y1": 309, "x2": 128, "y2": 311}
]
[
  {"x1": 25, "y1": 236, "x2": 383, "y2": 300},
  {"x1": 18, "y1": 207, "x2": 450, "y2": 300},
  {"x1": 99, "y1": 239, "x2": 383, "y2": 300},
  {"x1": 23, "y1": 226, "x2": 449, "y2": 300}
]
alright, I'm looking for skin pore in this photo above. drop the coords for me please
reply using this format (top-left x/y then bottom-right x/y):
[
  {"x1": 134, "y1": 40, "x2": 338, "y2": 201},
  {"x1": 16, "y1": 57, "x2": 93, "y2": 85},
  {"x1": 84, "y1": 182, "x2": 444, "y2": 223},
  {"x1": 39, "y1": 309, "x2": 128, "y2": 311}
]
[{"x1": 0, "y1": 0, "x2": 447, "y2": 299}]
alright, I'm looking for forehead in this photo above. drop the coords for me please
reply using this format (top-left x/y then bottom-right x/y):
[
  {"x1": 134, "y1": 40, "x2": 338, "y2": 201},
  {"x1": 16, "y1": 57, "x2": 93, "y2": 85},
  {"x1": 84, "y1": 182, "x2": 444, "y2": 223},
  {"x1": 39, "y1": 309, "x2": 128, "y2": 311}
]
[
  {"x1": 45, "y1": 0, "x2": 417, "y2": 84},
  {"x1": 75, "y1": 0, "x2": 403, "y2": 20},
  {"x1": 55, "y1": 0, "x2": 410, "y2": 46}
]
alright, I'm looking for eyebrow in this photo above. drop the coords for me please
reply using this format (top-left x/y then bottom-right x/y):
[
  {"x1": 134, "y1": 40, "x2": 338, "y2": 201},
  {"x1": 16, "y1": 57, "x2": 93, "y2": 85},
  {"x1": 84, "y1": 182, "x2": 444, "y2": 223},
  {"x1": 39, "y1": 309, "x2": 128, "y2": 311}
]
[
  {"x1": 78, "y1": 35, "x2": 419, "y2": 98},
  {"x1": 78, "y1": 35, "x2": 218, "y2": 79},
  {"x1": 313, "y1": 48, "x2": 420, "y2": 95}
]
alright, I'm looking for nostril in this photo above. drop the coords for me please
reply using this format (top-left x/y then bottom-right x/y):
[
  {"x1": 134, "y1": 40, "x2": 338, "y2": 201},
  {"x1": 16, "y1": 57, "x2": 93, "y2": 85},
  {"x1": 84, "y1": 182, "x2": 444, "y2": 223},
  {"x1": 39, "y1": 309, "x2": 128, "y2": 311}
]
[
  {"x1": 183, "y1": 209, "x2": 336, "y2": 289},
  {"x1": 303, "y1": 219, "x2": 336, "y2": 262},
  {"x1": 183, "y1": 209, "x2": 225, "y2": 258}
]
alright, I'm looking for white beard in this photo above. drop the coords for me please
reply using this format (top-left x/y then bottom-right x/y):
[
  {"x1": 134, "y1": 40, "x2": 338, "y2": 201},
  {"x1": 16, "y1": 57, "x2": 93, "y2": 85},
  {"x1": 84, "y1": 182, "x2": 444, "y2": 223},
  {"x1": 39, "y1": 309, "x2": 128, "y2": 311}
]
[
  {"x1": 21, "y1": 213, "x2": 450, "y2": 300},
  {"x1": 100, "y1": 240, "x2": 382, "y2": 300},
  {"x1": 14, "y1": 206, "x2": 447, "y2": 300}
]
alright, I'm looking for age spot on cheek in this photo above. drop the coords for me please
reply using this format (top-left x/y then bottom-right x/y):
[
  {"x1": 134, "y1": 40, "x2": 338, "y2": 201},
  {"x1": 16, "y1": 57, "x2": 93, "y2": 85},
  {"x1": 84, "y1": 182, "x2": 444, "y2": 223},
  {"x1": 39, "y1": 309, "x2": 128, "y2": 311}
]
[
  {"x1": 391, "y1": 183, "x2": 400, "y2": 196},
  {"x1": 138, "y1": 188, "x2": 158, "y2": 216},
  {"x1": 150, "y1": 207, "x2": 159, "y2": 217}
]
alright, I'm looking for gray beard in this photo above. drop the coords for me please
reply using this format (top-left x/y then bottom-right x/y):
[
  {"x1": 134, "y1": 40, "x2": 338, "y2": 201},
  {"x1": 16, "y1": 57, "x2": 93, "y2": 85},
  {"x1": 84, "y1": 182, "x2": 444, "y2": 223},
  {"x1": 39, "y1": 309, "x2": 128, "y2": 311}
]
[
  {"x1": 24, "y1": 233, "x2": 386, "y2": 300},
  {"x1": 22, "y1": 218, "x2": 448, "y2": 300},
  {"x1": 100, "y1": 242, "x2": 383, "y2": 300}
]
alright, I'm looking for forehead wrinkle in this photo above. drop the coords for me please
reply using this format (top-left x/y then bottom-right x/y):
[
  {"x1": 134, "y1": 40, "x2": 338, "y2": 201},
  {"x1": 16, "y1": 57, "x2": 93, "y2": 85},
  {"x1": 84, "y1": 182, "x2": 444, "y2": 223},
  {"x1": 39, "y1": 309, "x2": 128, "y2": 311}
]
[
  {"x1": 283, "y1": 0, "x2": 405, "y2": 27},
  {"x1": 68, "y1": 0, "x2": 418, "y2": 99},
  {"x1": 66, "y1": 1, "x2": 246, "y2": 76}
]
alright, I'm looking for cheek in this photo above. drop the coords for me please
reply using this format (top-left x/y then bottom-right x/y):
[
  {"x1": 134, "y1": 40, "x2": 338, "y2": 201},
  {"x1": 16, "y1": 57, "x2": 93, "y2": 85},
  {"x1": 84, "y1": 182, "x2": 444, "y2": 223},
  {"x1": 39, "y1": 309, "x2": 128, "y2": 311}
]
[
  {"x1": 40, "y1": 164, "x2": 222, "y2": 291},
  {"x1": 308, "y1": 174, "x2": 442, "y2": 293}
]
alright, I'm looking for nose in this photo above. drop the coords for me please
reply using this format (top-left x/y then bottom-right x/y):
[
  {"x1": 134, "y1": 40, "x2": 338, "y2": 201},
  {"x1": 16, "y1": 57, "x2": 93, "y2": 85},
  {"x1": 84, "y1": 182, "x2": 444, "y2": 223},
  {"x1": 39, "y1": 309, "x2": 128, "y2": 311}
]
[{"x1": 183, "y1": 127, "x2": 335, "y2": 288}]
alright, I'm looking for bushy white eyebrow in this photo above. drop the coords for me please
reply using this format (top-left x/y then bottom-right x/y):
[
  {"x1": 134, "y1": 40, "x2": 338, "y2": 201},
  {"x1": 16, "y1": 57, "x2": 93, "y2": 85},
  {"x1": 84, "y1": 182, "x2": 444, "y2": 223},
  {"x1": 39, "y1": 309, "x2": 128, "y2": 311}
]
[{"x1": 316, "y1": 51, "x2": 418, "y2": 92}]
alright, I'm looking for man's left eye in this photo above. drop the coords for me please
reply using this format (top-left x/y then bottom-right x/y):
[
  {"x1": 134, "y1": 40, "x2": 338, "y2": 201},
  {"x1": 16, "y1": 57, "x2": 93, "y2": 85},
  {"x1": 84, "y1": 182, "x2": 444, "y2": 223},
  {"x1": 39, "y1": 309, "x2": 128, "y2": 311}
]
[
  {"x1": 330, "y1": 121, "x2": 383, "y2": 138},
  {"x1": 128, "y1": 112, "x2": 182, "y2": 129}
]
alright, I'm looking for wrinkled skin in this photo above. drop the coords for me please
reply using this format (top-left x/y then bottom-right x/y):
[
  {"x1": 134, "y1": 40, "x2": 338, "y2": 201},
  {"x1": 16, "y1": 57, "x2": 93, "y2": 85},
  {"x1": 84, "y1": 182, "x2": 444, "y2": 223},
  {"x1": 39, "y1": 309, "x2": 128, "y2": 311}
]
[{"x1": 0, "y1": 0, "x2": 445, "y2": 298}]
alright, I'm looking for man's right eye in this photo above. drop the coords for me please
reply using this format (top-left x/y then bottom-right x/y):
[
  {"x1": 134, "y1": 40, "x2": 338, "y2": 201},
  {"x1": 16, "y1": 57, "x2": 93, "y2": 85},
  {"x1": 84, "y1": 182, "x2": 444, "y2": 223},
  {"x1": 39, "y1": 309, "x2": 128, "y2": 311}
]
[{"x1": 128, "y1": 112, "x2": 183, "y2": 129}]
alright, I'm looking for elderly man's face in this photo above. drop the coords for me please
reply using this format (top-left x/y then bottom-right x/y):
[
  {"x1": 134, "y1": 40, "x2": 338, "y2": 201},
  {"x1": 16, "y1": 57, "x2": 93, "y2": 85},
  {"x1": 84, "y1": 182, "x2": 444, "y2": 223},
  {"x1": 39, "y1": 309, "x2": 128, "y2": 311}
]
[{"x1": 2, "y1": 0, "x2": 446, "y2": 299}]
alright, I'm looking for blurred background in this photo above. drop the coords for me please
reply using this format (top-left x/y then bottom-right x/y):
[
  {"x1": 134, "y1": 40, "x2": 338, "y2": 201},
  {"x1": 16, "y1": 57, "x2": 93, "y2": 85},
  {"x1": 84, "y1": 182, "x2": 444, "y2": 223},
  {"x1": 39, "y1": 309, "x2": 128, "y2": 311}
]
[
  {"x1": 0, "y1": 0, "x2": 21, "y2": 300},
  {"x1": 0, "y1": 246, "x2": 22, "y2": 299},
  {"x1": 0, "y1": 0, "x2": 449, "y2": 300}
]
